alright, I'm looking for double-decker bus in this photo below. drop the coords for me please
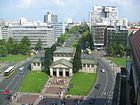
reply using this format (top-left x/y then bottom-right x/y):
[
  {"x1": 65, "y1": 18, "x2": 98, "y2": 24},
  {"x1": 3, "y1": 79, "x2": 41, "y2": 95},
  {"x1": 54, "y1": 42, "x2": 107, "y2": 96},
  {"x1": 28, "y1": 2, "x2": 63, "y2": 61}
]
[{"x1": 4, "y1": 66, "x2": 15, "y2": 78}]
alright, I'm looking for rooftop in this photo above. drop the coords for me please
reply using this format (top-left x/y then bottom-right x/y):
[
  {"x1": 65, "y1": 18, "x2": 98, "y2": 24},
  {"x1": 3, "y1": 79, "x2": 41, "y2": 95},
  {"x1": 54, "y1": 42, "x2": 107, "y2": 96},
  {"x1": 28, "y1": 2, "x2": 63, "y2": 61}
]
[
  {"x1": 81, "y1": 59, "x2": 97, "y2": 64},
  {"x1": 50, "y1": 59, "x2": 72, "y2": 68},
  {"x1": 54, "y1": 47, "x2": 75, "y2": 54}
]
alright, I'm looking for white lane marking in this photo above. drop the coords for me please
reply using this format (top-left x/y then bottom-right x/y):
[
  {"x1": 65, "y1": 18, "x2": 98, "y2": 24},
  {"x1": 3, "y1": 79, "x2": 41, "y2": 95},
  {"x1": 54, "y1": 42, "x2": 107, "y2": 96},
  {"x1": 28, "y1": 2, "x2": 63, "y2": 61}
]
[
  {"x1": 100, "y1": 60, "x2": 108, "y2": 96},
  {"x1": 5, "y1": 71, "x2": 20, "y2": 89}
]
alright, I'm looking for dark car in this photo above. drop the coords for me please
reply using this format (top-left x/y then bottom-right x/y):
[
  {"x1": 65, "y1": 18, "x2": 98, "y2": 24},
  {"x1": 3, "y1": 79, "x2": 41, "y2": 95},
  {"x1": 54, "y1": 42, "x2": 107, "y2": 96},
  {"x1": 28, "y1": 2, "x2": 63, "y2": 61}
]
[
  {"x1": 5, "y1": 94, "x2": 12, "y2": 101},
  {"x1": 95, "y1": 84, "x2": 101, "y2": 89},
  {"x1": 88, "y1": 98, "x2": 95, "y2": 104}
]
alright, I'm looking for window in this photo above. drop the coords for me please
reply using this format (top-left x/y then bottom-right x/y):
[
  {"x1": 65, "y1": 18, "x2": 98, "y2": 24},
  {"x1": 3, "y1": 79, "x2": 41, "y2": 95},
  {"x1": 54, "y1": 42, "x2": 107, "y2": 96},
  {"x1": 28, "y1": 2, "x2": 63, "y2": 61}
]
[
  {"x1": 87, "y1": 64, "x2": 90, "y2": 67},
  {"x1": 92, "y1": 64, "x2": 94, "y2": 67},
  {"x1": 83, "y1": 64, "x2": 86, "y2": 67},
  {"x1": 34, "y1": 63, "x2": 36, "y2": 66},
  {"x1": 38, "y1": 63, "x2": 40, "y2": 66}
]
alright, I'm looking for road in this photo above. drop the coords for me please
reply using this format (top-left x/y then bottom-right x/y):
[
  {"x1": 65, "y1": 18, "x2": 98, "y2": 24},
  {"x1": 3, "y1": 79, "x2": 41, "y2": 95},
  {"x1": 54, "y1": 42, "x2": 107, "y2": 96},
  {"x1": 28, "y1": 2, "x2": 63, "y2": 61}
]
[
  {"x1": 80, "y1": 52, "x2": 115, "y2": 105},
  {"x1": 0, "y1": 62, "x2": 30, "y2": 105}
]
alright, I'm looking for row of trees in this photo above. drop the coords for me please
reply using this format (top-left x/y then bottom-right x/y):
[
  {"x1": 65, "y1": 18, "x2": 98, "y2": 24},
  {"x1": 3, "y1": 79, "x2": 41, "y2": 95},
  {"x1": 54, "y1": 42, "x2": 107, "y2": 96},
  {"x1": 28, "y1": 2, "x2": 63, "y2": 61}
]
[
  {"x1": 57, "y1": 24, "x2": 90, "y2": 45},
  {"x1": 107, "y1": 43, "x2": 131, "y2": 57},
  {"x1": 0, "y1": 37, "x2": 43, "y2": 56}
]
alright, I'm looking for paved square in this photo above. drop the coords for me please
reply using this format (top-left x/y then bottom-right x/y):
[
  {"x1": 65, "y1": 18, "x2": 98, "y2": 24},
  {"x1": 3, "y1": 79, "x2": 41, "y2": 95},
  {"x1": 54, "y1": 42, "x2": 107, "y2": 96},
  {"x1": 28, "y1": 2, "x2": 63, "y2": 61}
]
[{"x1": 17, "y1": 94, "x2": 38, "y2": 104}]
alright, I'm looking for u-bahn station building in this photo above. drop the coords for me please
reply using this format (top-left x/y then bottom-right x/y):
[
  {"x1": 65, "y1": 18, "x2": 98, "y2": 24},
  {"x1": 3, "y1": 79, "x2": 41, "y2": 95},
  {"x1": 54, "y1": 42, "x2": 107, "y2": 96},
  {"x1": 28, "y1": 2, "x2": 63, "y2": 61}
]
[
  {"x1": 31, "y1": 47, "x2": 97, "y2": 77},
  {"x1": 128, "y1": 30, "x2": 140, "y2": 105}
]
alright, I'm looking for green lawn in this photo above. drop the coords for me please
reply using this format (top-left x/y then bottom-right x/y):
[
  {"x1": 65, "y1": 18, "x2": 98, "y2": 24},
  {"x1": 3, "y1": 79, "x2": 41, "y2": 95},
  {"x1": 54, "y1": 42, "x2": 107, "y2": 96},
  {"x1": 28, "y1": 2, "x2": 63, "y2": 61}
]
[
  {"x1": 68, "y1": 72, "x2": 97, "y2": 96},
  {"x1": 108, "y1": 58, "x2": 131, "y2": 67},
  {"x1": 18, "y1": 71, "x2": 49, "y2": 93},
  {"x1": 0, "y1": 55, "x2": 30, "y2": 62}
]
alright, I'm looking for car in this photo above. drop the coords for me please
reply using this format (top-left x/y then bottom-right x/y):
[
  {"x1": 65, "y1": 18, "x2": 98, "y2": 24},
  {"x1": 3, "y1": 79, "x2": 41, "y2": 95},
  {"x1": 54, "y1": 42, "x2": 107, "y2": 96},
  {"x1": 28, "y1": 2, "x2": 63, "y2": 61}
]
[
  {"x1": 88, "y1": 98, "x2": 95, "y2": 104},
  {"x1": 95, "y1": 84, "x2": 101, "y2": 89},
  {"x1": 19, "y1": 66, "x2": 24, "y2": 70},
  {"x1": 101, "y1": 69, "x2": 105, "y2": 73},
  {"x1": 5, "y1": 94, "x2": 12, "y2": 101},
  {"x1": 3, "y1": 89, "x2": 9, "y2": 95}
]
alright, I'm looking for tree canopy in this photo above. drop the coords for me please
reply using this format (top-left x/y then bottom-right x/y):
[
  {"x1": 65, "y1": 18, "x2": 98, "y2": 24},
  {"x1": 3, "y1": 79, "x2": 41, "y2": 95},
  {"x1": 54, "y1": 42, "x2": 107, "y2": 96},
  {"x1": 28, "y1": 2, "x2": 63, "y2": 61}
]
[
  {"x1": 35, "y1": 38, "x2": 43, "y2": 51},
  {"x1": 73, "y1": 44, "x2": 82, "y2": 73}
]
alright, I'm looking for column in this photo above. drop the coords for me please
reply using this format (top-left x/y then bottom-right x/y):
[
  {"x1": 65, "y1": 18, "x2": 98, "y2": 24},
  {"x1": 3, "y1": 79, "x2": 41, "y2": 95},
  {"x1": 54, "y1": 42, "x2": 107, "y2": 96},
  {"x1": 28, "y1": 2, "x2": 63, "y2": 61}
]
[
  {"x1": 69, "y1": 69, "x2": 73, "y2": 77},
  {"x1": 56, "y1": 68, "x2": 59, "y2": 77},
  {"x1": 63, "y1": 69, "x2": 66, "y2": 77},
  {"x1": 50, "y1": 68, "x2": 53, "y2": 76}
]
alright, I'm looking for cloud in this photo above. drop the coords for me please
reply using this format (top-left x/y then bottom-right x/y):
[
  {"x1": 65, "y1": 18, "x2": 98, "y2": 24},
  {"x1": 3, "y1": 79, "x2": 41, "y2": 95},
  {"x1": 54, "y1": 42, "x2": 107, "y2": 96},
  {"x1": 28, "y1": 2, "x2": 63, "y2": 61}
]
[
  {"x1": 105, "y1": 0, "x2": 131, "y2": 5},
  {"x1": 16, "y1": 0, "x2": 33, "y2": 8},
  {"x1": 52, "y1": 0, "x2": 65, "y2": 6}
]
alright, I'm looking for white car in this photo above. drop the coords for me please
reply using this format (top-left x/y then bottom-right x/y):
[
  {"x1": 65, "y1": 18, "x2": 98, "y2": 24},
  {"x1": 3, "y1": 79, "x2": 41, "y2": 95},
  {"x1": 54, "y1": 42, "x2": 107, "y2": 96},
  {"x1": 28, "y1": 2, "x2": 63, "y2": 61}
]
[
  {"x1": 19, "y1": 66, "x2": 24, "y2": 70},
  {"x1": 101, "y1": 69, "x2": 105, "y2": 73}
]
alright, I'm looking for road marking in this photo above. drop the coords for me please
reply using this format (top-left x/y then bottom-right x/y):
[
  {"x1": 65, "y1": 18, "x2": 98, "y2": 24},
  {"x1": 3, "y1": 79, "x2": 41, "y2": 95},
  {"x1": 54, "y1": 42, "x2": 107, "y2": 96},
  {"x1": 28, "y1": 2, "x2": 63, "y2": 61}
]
[
  {"x1": 5, "y1": 71, "x2": 20, "y2": 89},
  {"x1": 99, "y1": 59, "x2": 108, "y2": 97}
]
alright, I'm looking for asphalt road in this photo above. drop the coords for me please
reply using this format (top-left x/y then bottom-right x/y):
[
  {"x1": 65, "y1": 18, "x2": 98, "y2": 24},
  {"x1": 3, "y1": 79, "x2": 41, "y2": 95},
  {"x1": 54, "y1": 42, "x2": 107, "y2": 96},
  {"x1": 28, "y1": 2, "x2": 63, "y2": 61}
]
[
  {"x1": 0, "y1": 62, "x2": 30, "y2": 105},
  {"x1": 80, "y1": 52, "x2": 115, "y2": 105}
]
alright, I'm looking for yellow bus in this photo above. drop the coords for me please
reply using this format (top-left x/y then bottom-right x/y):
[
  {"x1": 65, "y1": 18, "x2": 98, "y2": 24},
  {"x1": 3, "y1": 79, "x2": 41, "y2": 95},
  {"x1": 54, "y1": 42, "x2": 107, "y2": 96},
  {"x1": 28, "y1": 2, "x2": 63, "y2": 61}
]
[
  {"x1": 86, "y1": 49, "x2": 92, "y2": 54},
  {"x1": 4, "y1": 66, "x2": 15, "y2": 78}
]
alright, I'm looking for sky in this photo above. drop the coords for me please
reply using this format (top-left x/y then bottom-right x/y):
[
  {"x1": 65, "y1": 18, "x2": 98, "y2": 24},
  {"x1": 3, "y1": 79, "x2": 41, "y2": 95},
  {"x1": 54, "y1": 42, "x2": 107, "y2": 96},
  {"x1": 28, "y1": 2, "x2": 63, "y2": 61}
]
[{"x1": 0, "y1": 0, "x2": 140, "y2": 22}]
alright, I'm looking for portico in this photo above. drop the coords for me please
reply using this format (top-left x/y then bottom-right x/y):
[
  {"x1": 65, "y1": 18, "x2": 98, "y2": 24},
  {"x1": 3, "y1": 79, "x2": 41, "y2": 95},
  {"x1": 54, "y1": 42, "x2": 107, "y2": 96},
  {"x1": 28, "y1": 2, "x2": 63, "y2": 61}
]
[{"x1": 50, "y1": 59, "x2": 73, "y2": 77}]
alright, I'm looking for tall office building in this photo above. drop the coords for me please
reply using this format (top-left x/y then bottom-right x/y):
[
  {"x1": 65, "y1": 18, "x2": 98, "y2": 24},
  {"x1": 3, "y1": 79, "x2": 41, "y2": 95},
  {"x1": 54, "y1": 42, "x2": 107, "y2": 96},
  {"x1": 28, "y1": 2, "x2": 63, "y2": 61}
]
[
  {"x1": 89, "y1": 6, "x2": 128, "y2": 27},
  {"x1": 7, "y1": 25, "x2": 55, "y2": 48},
  {"x1": 105, "y1": 26, "x2": 128, "y2": 47},
  {"x1": 44, "y1": 12, "x2": 58, "y2": 23},
  {"x1": 91, "y1": 25, "x2": 107, "y2": 49},
  {"x1": 49, "y1": 23, "x2": 64, "y2": 38}
]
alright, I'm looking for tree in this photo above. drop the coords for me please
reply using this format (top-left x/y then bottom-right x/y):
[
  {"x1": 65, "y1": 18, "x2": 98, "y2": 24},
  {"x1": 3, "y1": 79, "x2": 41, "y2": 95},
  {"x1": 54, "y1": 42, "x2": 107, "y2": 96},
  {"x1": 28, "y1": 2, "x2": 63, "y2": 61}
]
[
  {"x1": 20, "y1": 44, "x2": 30, "y2": 55},
  {"x1": 44, "y1": 48, "x2": 53, "y2": 73},
  {"x1": 51, "y1": 44, "x2": 56, "y2": 52},
  {"x1": 21, "y1": 36, "x2": 31, "y2": 55},
  {"x1": 21, "y1": 36, "x2": 31, "y2": 46},
  {"x1": 73, "y1": 44, "x2": 82, "y2": 73},
  {"x1": 0, "y1": 46, "x2": 8, "y2": 57},
  {"x1": 6, "y1": 37, "x2": 14, "y2": 54},
  {"x1": 0, "y1": 40, "x2": 6, "y2": 45},
  {"x1": 126, "y1": 46, "x2": 131, "y2": 56},
  {"x1": 35, "y1": 39, "x2": 42, "y2": 51},
  {"x1": 12, "y1": 40, "x2": 21, "y2": 54},
  {"x1": 117, "y1": 44, "x2": 125, "y2": 57}
]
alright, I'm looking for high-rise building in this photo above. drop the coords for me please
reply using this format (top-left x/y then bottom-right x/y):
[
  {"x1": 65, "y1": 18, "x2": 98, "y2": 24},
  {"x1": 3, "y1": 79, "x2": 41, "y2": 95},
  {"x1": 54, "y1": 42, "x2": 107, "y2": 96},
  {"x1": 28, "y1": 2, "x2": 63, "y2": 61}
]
[
  {"x1": 89, "y1": 6, "x2": 128, "y2": 27},
  {"x1": 6, "y1": 25, "x2": 55, "y2": 48},
  {"x1": 90, "y1": 25, "x2": 106, "y2": 49},
  {"x1": 49, "y1": 23, "x2": 64, "y2": 38},
  {"x1": 19, "y1": 17, "x2": 27, "y2": 25},
  {"x1": 44, "y1": 12, "x2": 58, "y2": 23},
  {"x1": 89, "y1": 6, "x2": 118, "y2": 26}
]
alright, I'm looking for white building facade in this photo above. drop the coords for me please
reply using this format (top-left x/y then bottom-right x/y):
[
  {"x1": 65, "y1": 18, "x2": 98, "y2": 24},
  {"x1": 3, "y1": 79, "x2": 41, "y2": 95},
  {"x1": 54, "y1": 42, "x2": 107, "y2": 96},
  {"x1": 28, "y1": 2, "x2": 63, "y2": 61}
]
[
  {"x1": 49, "y1": 23, "x2": 64, "y2": 38},
  {"x1": 7, "y1": 25, "x2": 55, "y2": 48},
  {"x1": 89, "y1": 6, "x2": 128, "y2": 27}
]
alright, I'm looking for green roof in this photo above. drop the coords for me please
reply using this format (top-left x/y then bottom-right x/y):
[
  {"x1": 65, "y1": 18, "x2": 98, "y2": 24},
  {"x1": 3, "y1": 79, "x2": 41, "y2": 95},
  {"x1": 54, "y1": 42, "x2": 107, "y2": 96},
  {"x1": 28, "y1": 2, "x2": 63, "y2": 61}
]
[
  {"x1": 54, "y1": 47, "x2": 75, "y2": 54},
  {"x1": 81, "y1": 59, "x2": 97, "y2": 64},
  {"x1": 50, "y1": 59, "x2": 73, "y2": 68},
  {"x1": 32, "y1": 58, "x2": 44, "y2": 63}
]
